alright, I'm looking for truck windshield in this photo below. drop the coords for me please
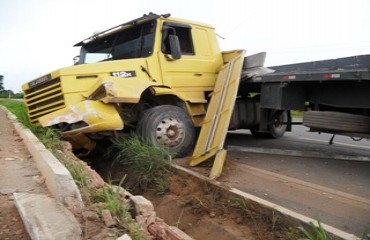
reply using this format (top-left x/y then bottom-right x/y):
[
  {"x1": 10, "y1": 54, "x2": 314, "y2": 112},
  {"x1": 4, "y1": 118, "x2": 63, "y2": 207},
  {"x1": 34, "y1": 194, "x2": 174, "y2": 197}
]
[{"x1": 79, "y1": 20, "x2": 156, "y2": 64}]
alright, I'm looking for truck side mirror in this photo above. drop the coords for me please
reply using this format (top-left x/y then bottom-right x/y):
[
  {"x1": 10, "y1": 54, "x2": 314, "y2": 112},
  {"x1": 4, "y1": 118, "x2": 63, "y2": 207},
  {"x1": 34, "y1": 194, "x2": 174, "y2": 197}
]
[
  {"x1": 73, "y1": 55, "x2": 80, "y2": 65},
  {"x1": 169, "y1": 35, "x2": 181, "y2": 60}
]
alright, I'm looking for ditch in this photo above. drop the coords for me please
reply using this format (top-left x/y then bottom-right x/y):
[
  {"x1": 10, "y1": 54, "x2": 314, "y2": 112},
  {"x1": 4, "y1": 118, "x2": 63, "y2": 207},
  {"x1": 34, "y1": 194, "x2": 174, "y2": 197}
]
[{"x1": 87, "y1": 146, "x2": 309, "y2": 240}]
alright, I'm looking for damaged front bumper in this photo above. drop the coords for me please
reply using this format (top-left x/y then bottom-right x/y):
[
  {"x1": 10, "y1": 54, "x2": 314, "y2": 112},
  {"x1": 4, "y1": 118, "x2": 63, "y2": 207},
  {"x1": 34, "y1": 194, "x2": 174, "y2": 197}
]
[
  {"x1": 39, "y1": 100, "x2": 124, "y2": 135},
  {"x1": 39, "y1": 100, "x2": 123, "y2": 151}
]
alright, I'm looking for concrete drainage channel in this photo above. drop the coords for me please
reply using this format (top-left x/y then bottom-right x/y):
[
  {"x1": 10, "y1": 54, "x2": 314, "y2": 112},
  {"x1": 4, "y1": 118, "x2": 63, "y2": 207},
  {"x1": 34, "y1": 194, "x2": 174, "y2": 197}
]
[{"x1": 4, "y1": 106, "x2": 360, "y2": 240}]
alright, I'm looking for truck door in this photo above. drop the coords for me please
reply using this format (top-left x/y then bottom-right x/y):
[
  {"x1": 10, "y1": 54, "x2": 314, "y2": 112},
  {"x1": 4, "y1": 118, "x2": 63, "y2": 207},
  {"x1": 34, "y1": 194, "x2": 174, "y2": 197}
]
[{"x1": 158, "y1": 22, "x2": 222, "y2": 102}]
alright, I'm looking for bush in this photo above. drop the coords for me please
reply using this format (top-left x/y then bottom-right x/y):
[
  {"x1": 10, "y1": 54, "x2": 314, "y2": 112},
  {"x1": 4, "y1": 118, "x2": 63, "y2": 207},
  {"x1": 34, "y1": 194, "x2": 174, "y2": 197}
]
[{"x1": 111, "y1": 135, "x2": 173, "y2": 194}]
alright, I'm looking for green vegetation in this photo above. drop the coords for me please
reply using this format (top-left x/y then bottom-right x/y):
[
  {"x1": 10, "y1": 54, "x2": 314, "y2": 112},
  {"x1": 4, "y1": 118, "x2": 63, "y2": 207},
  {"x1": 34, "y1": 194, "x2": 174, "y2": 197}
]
[
  {"x1": 0, "y1": 100, "x2": 147, "y2": 239},
  {"x1": 361, "y1": 224, "x2": 370, "y2": 240},
  {"x1": 0, "y1": 92, "x2": 23, "y2": 98},
  {"x1": 110, "y1": 135, "x2": 173, "y2": 194},
  {"x1": 291, "y1": 110, "x2": 303, "y2": 118},
  {"x1": 0, "y1": 75, "x2": 23, "y2": 98},
  {"x1": 91, "y1": 178, "x2": 147, "y2": 240},
  {"x1": 0, "y1": 100, "x2": 30, "y2": 126},
  {"x1": 298, "y1": 219, "x2": 328, "y2": 240},
  {"x1": 0, "y1": 100, "x2": 61, "y2": 149}
]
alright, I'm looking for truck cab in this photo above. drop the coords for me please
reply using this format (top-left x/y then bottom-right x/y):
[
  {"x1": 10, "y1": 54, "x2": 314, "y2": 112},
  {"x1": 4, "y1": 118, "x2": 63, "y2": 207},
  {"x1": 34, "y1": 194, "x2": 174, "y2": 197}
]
[
  {"x1": 23, "y1": 13, "x2": 288, "y2": 158},
  {"x1": 22, "y1": 13, "x2": 228, "y2": 156}
]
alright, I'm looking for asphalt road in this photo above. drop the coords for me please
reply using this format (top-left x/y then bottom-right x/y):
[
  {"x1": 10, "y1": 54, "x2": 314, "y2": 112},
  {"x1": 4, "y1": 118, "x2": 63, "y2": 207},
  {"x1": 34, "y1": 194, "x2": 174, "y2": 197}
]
[{"x1": 222, "y1": 124, "x2": 370, "y2": 237}]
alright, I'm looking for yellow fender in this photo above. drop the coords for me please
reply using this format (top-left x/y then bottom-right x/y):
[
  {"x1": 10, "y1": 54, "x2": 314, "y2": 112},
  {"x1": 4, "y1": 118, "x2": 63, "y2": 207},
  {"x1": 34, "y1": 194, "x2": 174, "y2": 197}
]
[{"x1": 86, "y1": 77, "x2": 159, "y2": 103}]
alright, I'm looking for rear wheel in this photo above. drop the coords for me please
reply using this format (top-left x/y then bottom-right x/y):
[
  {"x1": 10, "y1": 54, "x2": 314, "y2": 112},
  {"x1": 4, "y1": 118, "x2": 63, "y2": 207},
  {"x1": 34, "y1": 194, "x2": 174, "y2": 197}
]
[
  {"x1": 137, "y1": 105, "x2": 195, "y2": 157},
  {"x1": 250, "y1": 110, "x2": 288, "y2": 139}
]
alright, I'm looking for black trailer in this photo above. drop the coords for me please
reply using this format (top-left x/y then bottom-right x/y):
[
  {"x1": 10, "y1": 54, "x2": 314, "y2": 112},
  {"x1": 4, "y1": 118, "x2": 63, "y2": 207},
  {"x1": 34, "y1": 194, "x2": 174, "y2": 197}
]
[{"x1": 238, "y1": 54, "x2": 370, "y2": 138}]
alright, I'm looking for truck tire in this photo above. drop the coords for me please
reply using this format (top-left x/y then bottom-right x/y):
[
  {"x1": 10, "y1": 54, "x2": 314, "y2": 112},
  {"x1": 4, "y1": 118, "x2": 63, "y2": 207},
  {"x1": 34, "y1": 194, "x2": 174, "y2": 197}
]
[
  {"x1": 137, "y1": 105, "x2": 195, "y2": 158},
  {"x1": 303, "y1": 111, "x2": 370, "y2": 133},
  {"x1": 250, "y1": 110, "x2": 288, "y2": 139}
]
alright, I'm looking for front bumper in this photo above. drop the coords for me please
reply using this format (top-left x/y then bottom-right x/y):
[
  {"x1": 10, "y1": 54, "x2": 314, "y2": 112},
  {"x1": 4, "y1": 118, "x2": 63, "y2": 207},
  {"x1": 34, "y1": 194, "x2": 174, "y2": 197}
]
[{"x1": 39, "y1": 100, "x2": 124, "y2": 135}]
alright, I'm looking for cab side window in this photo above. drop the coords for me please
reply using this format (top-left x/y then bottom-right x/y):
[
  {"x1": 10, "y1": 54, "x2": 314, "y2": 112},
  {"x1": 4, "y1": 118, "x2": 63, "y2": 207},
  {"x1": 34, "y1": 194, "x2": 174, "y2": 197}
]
[{"x1": 162, "y1": 23, "x2": 194, "y2": 55}]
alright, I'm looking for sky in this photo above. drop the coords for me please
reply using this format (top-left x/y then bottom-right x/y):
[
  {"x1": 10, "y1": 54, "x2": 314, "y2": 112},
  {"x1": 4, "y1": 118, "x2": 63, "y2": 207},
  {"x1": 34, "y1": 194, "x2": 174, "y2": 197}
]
[{"x1": 1, "y1": 0, "x2": 370, "y2": 92}]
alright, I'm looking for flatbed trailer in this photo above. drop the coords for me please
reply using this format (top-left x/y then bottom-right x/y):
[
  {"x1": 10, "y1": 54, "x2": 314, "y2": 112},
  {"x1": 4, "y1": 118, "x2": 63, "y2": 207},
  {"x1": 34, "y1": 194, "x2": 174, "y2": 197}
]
[{"x1": 239, "y1": 54, "x2": 370, "y2": 138}]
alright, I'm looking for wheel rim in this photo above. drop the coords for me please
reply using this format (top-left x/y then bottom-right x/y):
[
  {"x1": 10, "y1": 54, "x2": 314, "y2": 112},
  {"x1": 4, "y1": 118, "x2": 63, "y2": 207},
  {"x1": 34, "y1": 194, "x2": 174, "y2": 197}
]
[
  {"x1": 272, "y1": 114, "x2": 285, "y2": 131},
  {"x1": 155, "y1": 117, "x2": 185, "y2": 147},
  {"x1": 269, "y1": 111, "x2": 288, "y2": 138}
]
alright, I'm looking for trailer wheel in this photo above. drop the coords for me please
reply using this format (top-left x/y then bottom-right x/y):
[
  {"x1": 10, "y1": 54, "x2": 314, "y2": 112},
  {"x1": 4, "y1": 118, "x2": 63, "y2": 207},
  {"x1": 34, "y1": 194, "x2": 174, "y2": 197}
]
[
  {"x1": 137, "y1": 105, "x2": 195, "y2": 157},
  {"x1": 250, "y1": 110, "x2": 288, "y2": 139},
  {"x1": 303, "y1": 111, "x2": 370, "y2": 133},
  {"x1": 269, "y1": 110, "x2": 289, "y2": 138}
]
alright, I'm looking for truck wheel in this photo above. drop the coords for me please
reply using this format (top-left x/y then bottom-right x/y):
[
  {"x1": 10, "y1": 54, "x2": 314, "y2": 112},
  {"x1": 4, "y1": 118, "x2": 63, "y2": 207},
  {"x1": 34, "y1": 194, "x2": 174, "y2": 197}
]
[
  {"x1": 269, "y1": 110, "x2": 289, "y2": 138},
  {"x1": 137, "y1": 105, "x2": 195, "y2": 158},
  {"x1": 250, "y1": 110, "x2": 288, "y2": 139},
  {"x1": 303, "y1": 111, "x2": 370, "y2": 133}
]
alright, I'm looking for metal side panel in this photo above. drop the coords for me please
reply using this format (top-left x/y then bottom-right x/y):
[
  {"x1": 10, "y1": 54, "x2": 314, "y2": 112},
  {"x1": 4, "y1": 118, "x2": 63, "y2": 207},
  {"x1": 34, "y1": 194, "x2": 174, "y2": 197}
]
[
  {"x1": 190, "y1": 50, "x2": 246, "y2": 178},
  {"x1": 269, "y1": 54, "x2": 370, "y2": 73}
]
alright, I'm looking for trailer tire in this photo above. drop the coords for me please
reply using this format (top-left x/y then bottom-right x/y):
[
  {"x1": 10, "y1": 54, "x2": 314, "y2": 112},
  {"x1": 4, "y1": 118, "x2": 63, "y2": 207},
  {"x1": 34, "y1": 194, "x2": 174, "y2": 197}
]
[
  {"x1": 269, "y1": 110, "x2": 289, "y2": 138},
  {"x1": 303, "y1": 111, "x2": 370, "y2": 133},
  {"x1": 250, "y1": 110, "x2": 288, "y2": 139},
  {"x1": 137, "y1": 105, "x2": 195, "y2": 158}
]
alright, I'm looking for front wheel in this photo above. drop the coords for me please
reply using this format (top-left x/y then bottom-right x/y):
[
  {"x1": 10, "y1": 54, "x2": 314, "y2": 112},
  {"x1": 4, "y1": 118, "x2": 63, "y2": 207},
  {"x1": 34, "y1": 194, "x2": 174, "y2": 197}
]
[{"x1": 136, "y1": 105, "x2": 195, "y2": 158}]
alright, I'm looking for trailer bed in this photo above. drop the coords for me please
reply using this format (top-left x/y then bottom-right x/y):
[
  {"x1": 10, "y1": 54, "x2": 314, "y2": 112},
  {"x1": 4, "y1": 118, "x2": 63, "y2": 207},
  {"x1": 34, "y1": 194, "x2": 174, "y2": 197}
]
[
  {"x1": 253, "y1": 54, "x2": 370, "y2": 83},
  {"x1": 239, "y1": 54, "x2": 370, "y2": 113}
]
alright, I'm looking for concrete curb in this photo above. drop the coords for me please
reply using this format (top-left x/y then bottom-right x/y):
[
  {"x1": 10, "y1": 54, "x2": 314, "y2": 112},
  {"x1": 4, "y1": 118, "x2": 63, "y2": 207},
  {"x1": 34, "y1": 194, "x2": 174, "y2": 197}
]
[
  {"x1": 1, "y1": 106, "x2": 192, "y2": 240},
  {"x1": 173, "y1": 164, "x2": 361, "y2": 240},
  {"x1": 1, "y1": 106, "x2": 84, "y2": 213},
  {"x1": 14, "y1": 192, "x2": 81, "y2": 240}
]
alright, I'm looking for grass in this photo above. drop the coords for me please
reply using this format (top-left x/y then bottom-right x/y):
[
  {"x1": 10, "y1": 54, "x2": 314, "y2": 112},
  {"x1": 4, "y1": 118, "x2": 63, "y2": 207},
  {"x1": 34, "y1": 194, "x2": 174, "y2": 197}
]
[
  {"x1": 228, "y1": 197, "x2": 310, "y2": 240},
  {"x1": 361, "y1": 224, "x2": 370, "y2": 240},
  {"x1": 3, "y1": 99, "x2": 350, "y2": 240},
  {"x1": 0, "y1": 100, "x2": 147, "y2": 239},
  {"x1": 296, "y1": 219, "x2": 370, "y2": 240},
  {"x1": 54, "y1": 151, "x2": 148, "y2": 239},
  {"x1": 0, "y1": 100, "x2": 62, "y2": 149},
  {"x1": 291, "y1": 110, "x2": 303, "y2": 118},
  {"x1": 0, "y1": 100, "x2": 31, "y2": 127},
  {"x1": 229, "y1": 197, "x2": 265, "y2": 239},
  {"x1": 110, "y1": 135, "x2": 173, "y2": 194},
  {"x1": 298, "y1": 219, "x2": 328, "y2": 240}
]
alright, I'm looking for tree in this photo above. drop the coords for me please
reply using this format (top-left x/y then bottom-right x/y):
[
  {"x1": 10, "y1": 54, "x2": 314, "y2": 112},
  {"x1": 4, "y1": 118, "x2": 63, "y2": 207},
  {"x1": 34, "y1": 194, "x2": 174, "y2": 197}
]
[{"x1": 0, "y1": 75, "x2": 4, "y2": 91}]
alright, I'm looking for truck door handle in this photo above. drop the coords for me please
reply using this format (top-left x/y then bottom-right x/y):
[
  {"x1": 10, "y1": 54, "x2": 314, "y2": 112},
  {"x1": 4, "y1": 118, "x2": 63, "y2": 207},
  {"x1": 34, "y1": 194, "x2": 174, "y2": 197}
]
[{"x1": 194, "y1": 73, "x2": 203, "y2": 76}]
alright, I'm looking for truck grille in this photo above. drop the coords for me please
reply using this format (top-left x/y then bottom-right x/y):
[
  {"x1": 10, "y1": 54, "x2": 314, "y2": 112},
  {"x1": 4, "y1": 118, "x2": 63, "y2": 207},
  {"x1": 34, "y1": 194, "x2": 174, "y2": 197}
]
[{"x1": 24, "y1": 78, "x2": 65, "y2": 123}]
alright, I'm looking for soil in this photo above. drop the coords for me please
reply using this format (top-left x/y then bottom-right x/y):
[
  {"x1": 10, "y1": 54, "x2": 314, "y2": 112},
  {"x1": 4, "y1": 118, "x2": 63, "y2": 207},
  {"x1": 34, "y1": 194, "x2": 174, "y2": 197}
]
[
  {"x1": 0, "y1": 108, "x2": 47, "y2": 240},
  {"x1": 0, "y1": 106, "x2": 302, "y2": 240},
  {"x1": 92, "y1": 156, "x2": 302, "y2": 240},
  {"x1": 0, "y1": 108, "x2": 124, "y2": 240},
  {"x1": 143, "y1": 171, "x2": 297, "y2": 240}
]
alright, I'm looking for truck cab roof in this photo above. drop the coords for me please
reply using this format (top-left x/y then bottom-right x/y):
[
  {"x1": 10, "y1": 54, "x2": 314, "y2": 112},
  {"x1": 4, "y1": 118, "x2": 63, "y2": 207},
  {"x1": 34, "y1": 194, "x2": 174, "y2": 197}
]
[{"x1": 74, "y1": 13, "x2": 214, "y2": 47}]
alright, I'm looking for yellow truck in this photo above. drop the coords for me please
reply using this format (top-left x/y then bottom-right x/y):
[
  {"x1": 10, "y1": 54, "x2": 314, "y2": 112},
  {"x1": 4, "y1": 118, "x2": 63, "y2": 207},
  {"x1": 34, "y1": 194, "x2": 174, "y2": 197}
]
[{"x1": 23, "y1": 13, "x2": 285, "y2": 159}]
